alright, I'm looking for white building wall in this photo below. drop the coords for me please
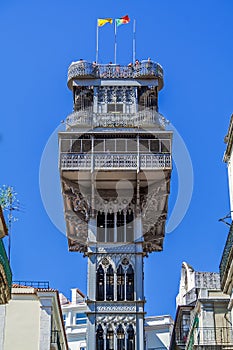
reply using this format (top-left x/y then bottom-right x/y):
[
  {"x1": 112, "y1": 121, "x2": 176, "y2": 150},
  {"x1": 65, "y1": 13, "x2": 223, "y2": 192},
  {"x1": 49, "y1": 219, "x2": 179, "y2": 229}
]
[
  {"x1": 4, "y1": 294, "x2": 40, "y2": 350},
  {"x1": 0, "y1": 305, "x2": 6, "y2": 350}
]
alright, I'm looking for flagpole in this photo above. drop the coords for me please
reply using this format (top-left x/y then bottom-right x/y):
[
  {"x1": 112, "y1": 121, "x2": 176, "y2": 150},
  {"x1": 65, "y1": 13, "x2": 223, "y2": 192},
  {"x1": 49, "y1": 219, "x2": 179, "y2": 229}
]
[
  {"x1": 96, "y1": 20, "x2": 99, "y2": 63},
  {"x1": 133, "y1": 19, "x2": 136, "y2": 63},
  {"x1": 114, "y1": 19, "x2": 117, "y2": 64}
]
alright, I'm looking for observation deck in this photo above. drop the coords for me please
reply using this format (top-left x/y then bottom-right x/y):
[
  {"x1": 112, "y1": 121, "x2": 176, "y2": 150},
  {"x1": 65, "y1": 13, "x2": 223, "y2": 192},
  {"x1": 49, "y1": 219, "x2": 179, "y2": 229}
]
[
  {"x1": 65, "y1": 108, "x2": 167, "y2": 130},
  {"x1": 67, "y1": 60, "x2": 164, "y2": 90}
]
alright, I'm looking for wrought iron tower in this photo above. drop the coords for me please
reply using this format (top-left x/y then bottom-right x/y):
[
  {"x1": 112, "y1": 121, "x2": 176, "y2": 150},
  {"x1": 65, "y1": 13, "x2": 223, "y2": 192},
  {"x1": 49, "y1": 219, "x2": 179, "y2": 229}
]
[{"x1": 59, "y1": 59, "x2": 172, "y2": 349}]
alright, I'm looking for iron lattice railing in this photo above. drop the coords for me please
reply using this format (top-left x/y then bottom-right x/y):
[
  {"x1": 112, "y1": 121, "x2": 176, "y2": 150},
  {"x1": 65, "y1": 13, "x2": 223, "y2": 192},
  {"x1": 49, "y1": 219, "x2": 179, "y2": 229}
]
[
  {"x1": 60, "y1": 153, "x2": 172, "y2": 170},
  {"x1": 65, "y1": 109, "x2": 167, "y2": 129},
  {"x1": 67, "y1": 61, "x2": 163, "y2": 83},
  {"x1": 186, "y1": 327, "x2": 233, "y2": 349},
  {"x1": 13, "y1": 280, "x2": 50, "y2": 289}
]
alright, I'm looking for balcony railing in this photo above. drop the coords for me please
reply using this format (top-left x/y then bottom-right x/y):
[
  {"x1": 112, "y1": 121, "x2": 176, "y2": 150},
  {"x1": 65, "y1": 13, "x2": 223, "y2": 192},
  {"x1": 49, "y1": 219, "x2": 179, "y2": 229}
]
[
  {"x1": 51, "y1": 330, "x2": 62, "y2": 350},
  {"x1": 60, "y1": 153, "x2": 171, "y2": 171},
  {"x1": 67, "y1": 61, "x2": 163, "y2": 88},
  {"x1": 187, "y1": 327, "x2": 233, "y2": 349},
  {"x1": 13, "y1": 280, "x2": 50, "y2": 289},
  {"x1": 219, "y1": 222, "x2": 233, "y2": 288},
  {"x1": 65, "y1": 109, "x2": 167, "y2": 129},
  {"x1": 0, "y1": 239, "x2": 12, "y2": 289}
]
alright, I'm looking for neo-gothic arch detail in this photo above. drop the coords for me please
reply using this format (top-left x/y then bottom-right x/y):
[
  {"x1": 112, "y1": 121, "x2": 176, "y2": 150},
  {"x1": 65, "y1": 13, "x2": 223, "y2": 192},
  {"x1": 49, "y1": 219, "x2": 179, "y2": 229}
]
[
  {"x1": 99, "y1": 257, "x2": 116, "y2": 270},
  {"x1": 116, "y1": 258, "x2": 135, "y2": 270}
]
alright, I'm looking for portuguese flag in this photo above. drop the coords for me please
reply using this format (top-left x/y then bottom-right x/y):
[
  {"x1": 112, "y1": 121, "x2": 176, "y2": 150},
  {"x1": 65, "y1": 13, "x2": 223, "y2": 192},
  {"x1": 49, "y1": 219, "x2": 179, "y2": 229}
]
[{"x1": 116, "y1": 15, "x2": 130, "y2": 27}]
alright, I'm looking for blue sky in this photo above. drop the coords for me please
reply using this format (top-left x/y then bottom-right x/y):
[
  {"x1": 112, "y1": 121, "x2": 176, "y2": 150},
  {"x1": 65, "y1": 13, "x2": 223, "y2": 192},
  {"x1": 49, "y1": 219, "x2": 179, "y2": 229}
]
[{"x1": 0, "y1": 0, "x2": 233, "y2": 318}]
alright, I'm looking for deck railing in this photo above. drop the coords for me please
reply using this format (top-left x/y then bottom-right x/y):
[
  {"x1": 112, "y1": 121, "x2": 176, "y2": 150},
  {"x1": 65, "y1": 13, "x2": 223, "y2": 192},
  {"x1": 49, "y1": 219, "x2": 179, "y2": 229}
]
[
  {"x1": 219, "y1": 222, "x2": 233, "y2": 287},
  {"x1": 0, "y1": 239, "x2": 12, "y2": 288},
  {"x1": 60, "y1": 153, "x2": 171, "y2": 170},
  {"x1": 65, "y1": 109, "x2": 167, "y2": 129},
  {"x1": 67, "y1": 61, "x2": 163, "y2": 86}
]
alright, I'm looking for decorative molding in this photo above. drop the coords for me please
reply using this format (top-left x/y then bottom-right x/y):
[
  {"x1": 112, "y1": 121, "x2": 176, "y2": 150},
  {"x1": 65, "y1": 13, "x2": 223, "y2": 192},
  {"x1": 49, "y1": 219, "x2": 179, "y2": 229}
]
[{"x1": 96, "y1": 303, "x2": 136, "y2": 312}]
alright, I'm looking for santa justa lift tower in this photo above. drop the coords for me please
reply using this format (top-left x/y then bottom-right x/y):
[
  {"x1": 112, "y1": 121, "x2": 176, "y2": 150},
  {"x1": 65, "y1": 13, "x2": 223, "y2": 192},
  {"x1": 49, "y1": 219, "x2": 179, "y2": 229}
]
[{"x1": 59, "y1": 58, "x2": 172, "y2": 349}]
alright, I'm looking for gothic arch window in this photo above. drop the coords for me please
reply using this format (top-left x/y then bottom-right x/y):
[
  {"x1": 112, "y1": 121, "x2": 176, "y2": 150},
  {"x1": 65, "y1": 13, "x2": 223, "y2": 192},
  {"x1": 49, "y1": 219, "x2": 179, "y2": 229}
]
[
  {"x1": 106, "y1": 265, "x2": 114, "y2": 301},
  {"x1": 106, "y1": 326, "x2": 114, "y2": 350},
  {"x1": 126, "y1": 264, "x2": 134, "y2": 301},
  {"x1": 117, "y1": 265, "x2": 125, "y2": 301},
  {"x1": 96, "y1": 265, "x2": 104, "y2": 301},
  {"x1": 127, "y1": 325, "x2": 135, "y2": 350},
  {"x1": 117, "y1": 324, "x2": 125, "y2": 350},
  {"x1": 96, "y1": 324, "x2": 104, "y2": 350}
]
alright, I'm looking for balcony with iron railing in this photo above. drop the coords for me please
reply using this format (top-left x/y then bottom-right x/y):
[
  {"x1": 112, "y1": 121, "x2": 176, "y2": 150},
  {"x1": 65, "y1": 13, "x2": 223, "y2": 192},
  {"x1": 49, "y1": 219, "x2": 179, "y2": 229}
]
[
  {"x1": 51, "y1": 330, "x2": 62, "y2": 350},
  {"x1": 0, "y1": 239, "x2": 12, "y2": 302},
  {"x1": 219, "y1": 222, "x2": 233, "y2": 291},
  {"x1": 60, "y1": 152, "x2": 171, "y2": 171},
  {"x1": 67, "y1": 60, "x2": 164, "y2": 89},
  {"x1": 65, "y1": 108, "x2": 167, "y2": 130},
  {"x1": 13, "y1": 280, "x2": 50, "y2": 289},
  {"x1": 186, "y1": 327, "x2": 233, "y2": 350}
]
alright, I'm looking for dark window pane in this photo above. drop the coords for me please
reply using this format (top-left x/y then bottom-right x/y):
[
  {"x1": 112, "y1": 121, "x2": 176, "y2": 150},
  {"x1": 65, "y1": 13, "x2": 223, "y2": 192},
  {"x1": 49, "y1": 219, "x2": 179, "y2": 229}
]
[
  {"x1": 96, "y1": 324, "x2": 104, "y2": 350},
  {"x1": 150, "y1": 140, "x2": 159, "y2": 153},
  {"x1": 126, "y1": 265, "x2": 134, "y2": 301},
  {"x1": 96, "y1": 265, "x2": 104, "y2": 301},
  {"x1": 126, "y1": 211, "x2": 134, "y2": 242},
  {"x1": 107, "y1": 213, "x2": 114, "y2": 242},
  {"x1": 117, "y1": 265, "x2": 125, "y2": 301},
  {"x1": 117, "y1": 211, "x2": 124, "y2": 242},
  {"x1": 106, "y1": 265, "x2": 114, "y2": 301},
  {"x1": 161, "y1": 139, "x2": 170, "y2": 153},
  {"x1": 97, "y1": 212, "x2": 105, "y2": 242}
]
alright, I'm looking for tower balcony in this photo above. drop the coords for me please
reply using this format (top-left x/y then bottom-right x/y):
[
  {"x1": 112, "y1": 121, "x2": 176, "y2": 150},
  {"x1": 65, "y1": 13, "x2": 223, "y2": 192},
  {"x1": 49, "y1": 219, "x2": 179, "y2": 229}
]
[
  {"x1": 65, "y1": 109, "x2": 167, "y2": 130},
  {"x1": 67, "y1": 60, "x2": 164, "y2": 90}
]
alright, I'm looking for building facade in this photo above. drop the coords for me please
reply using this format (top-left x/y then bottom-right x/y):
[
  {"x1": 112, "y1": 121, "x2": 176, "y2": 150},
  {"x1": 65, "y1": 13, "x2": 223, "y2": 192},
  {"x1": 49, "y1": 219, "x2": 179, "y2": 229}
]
[
  {"x1": 60, "y1": 288, "x2": 88, "y2": 350},
  {"x1": 170, "y1": 262, "x2": 233, "y2": 350},
  {"x1": 59, "y1": 59, "x2": 172, "y2": 349},
  {"x1": 219, "y1": 113, "x2": 233, "y2": 333},
  {"x1": 145, "y1": 315, "x2": 173, "y2": 350},
  {"x1": 0, "y1": 283, "x2": 68, "y2": 350}
]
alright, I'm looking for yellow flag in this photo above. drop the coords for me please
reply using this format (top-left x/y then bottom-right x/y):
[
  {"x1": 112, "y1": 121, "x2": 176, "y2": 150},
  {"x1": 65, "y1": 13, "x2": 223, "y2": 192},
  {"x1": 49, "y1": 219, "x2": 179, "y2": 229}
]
[{"x1": 98, "y1": 18, "x2": 113, "y2": 27}]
